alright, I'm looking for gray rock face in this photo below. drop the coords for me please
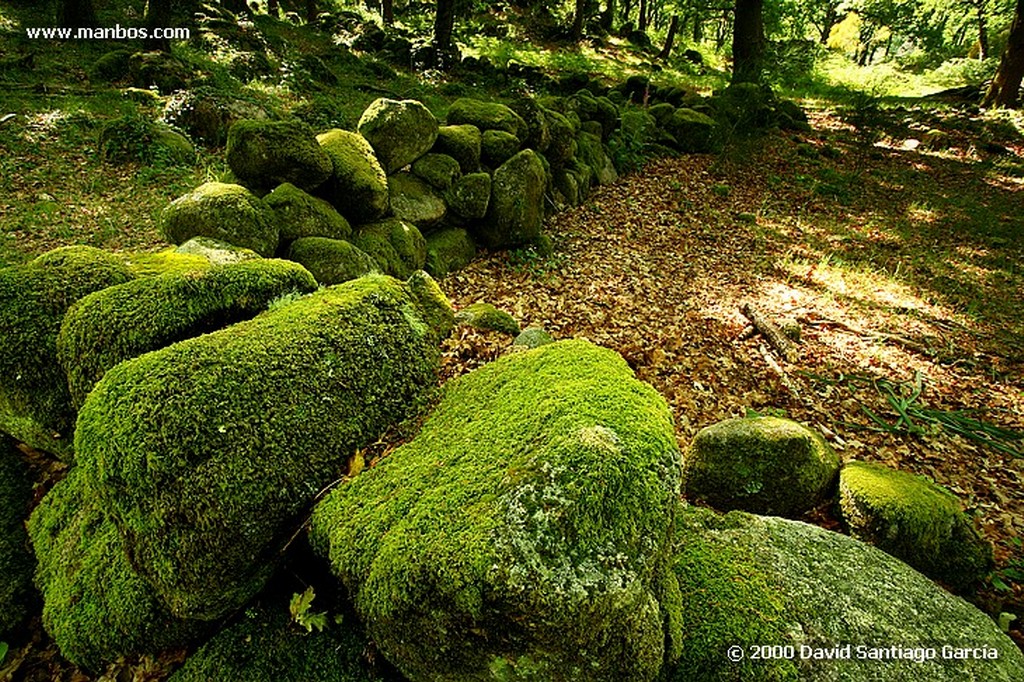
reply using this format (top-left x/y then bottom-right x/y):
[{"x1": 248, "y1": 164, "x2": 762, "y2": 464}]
[
  {"x1": 478, "y1": 149, "x2": 546, "y2": 249},
  {"x1": 160, "y1": 182, "x2": 280, "y2": 257},
  {"x1": 357, "y1": 98, "x2": 439, "y2": 174},
  {"x1": 387, "y1": 172, "x2": 447, "y2": 229}
]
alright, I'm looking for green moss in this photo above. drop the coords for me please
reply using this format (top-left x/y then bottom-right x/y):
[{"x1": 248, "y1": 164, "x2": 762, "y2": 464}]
[
  {"x1": 0, "y1": 246, "x2": 134, "y2": 459},
  {"x1": 432, "y1": 124, "x2": 482, "y2": 174},
  {"x1": 0, "y1": 437, "x2": 35, "y2": 638},
  {"x1": 310, "y1": 339, "x2": 682, "y2": 681},
  {"x1": 357, "y1": 98, "x2": 439, "y2": 175},
  {"x1": 74, "y1": 275, "x2": 452, "y2": 621},
  {"x1": 411, "y1": 153, "x2": 462, "y2": 191},
  {"x1": 447, "y1": 98, "x2": 529, "y2": 142},
  {"x1": 479, "y1": 149, "x2": 546, "y2": 249},
  {"x1": 122, "y1": 249, "x2": 214, "y2": 278},
  {"x1": 265, "y1": 182, "x2": 353, "y2": 242},
  {"x1": 58, "y1": 260, "x2": 318, "y2": 408},
  {"x1": 226, "y1": 120, "x2": 332, "y2": 192},
  {"x1": 445, "y1": 172, "x2": 491, "y2": 220},
  {"x1": 481, "y1": 129, "x2": 521, "y2": 167},
  {"x1": 454, "y1": 302, "x2": 521, "y2": 336},
  {"x1": 27, "y1": 469, "x2": 205, "y2": 671},
  {"x1": 160, "y1": 182, "x2": 280, "y2": 257},
  {"x1": 286, "y1": 237, "x2": 378, "y2": 285},
  {"x1": 664, "y1": 108, "x2": 720, "y2": 153},
  {"x1": 387, "y1": 172, "x2": 447, "y2": 228},
  {"x1": 838, "y1": 461, "x2": 993, "y2": 590},
  {"x1": 425, "y1": 228, "x2": 477, "y2": 278},
  {"x1": 88, "y1": 49, "x2": 132, "y2": 82},
  {"x1": 316, "y1": 129, "x2": 389, "y2": 224},
  {"x1": 174, "y1": 237, "x2": 263, "y2": 266},
  {"x1": 542, "y1": 109, "x2": 577, "y2": 167},
  {"x1": 350, "y1": 218, "x2": 426, "y2": 279},
  {"x1": 512, "y1": 327, "x2": 555, "y2": 349}
]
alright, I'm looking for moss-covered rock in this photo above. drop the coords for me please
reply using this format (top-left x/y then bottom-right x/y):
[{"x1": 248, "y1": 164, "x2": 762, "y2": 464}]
[
  {"x1": 543, "y1": 108, "x2": 577, "y2": 167},
  {"x1": 316, "y1": 129, "x2": 390, "y2": 223},
  {"x1": 57, "y1": 260, "x2": 317, "y2": 408},
  {"x1": 481, "y1": 129, "x2": 521, "y2": 167},
  {"x1": 128, "y1": 50, "x2": 189, "y2": 94},
  {"x1": 513, "y1": 327, "x2": 555, "y2": 349},
  {"x1": 74, "y1": 276, "x2": 452, "y2": 622},
  {"x1": 264, "y1": 182, "x2": 352, "y2": 242},
  {"x1": 509, "y1": 96, "x2": 551, "y2": 153},
  {"x1": 682, "y1": 416, "x2": 839, "y2": 518},
  {"x1": 714, "y1": 82, "x2": 777, "y2": 129},
  {"x1": 432, "y1": 124, "x2": 482, "y2": 174},
  {"x1": 838, "y1": 461, "x2": 993, "y2": 590},
  {"x1": 575, "y1": 131, "x2": 618, "y2": 185},
  {"x1": 444, "y1": 172, "x2": 491, "y2": 220},
  {"x1": 0, "y1": 247, "x2": 134, "y2": 458},
  {"x1": 226, "y1": 120, "x2": 333, "y2": 192},
  {"x1": 286, "y1": 237, "x2": 379, "y2": 285},
  {"x1": 173, "y1": 237, "x2": 262, "y2": 266},
  {"x1": 357, "y1": 98, "x2": 439, "y2": 174},
  {"x1": 350, "y1": 218, "x2": 427, "y2": 279},
  {"x1": 446, "y1": 97, "x2": 529, "y2": 142},
  {"x1": 98, "y1": 117, "x2": 195, "y2": 165},
  {"x1": 411, "y1": 153, "x2": 462, "y2": 191},
  {"x1": 648, "y1": 102, "x2": 676, "y2": 127},
  {"x1": 88, "y1": 49, "x2": 133, "y2": 82},
  {"x1": 664, "y1": 108, "x2": 720, "y2": 153},
  {"x1": 387, "y1": 172, "x2": 447, "y2": 229},
  {"x1": 454, "y1": 302, "x2": 520, "y2": 336},
  {"x1": 309, "y1": 339, "x2": 682, "y2": 682},
  {"x1": 478, "y1": 149, "x2": 546, "y2": 249},
  {"x1": 123, "y1": 248, "x2": 215, "y2": 277},
  {"x1": 0, "y1": 437, "x2": 35, "y2": 638},
  {"x1": 160, "y1": 182, "x2": 280, "y2": 257},
  {"x1": 425, "y1": 228, "x2": 477, "y2": 278},
  {"x1": 28, "y1": 469, "x2": 205, "y2": 671}
]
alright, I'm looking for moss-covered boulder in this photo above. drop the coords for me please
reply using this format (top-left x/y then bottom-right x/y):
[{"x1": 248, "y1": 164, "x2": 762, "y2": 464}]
[
  {"x1": 0, "y1": 437, "x2": 35, "y2": 638},
  {"x1": 98, "y1": 117, "x2": 195, "y2": 165},
  {"x1": 173, "y1": 237, "x2": 262, "y2": 266},
  {"x1": 445, "y1": 172, "x2": 491, "y2": 221},
  {"x1": 350, "y1": 218, "x2": 427, "y2": 279},
  {"x1": 481, "y1": 129, "x2": 521, "y2": 167},
  {"x1": 663, "y1": 505, "x2": 1024, "y2": 681},
  {"x1": 478, "y1": 149, "x2": 546, "y2": 249},
  {"x1": 509, "y1": 96, "x2": 551, "y2": 152},
  {"x1": 714, "y1": 82, "x2": 777, "y2": 129},
  {"x1": 226, "y1": 120, "x2": 332, "y2": 192},
  {"x1": 454, "y1": 302, "x2": 521, "y2": 336},
  {"x1": 411, "y1": 153, "x2": 462, "y2": 191},
  {"x1": 310, "y1": 339, "x2": 682, "y2": 682},
  {"x1": 316, "y1": 129, "x2": 390, "y2": 223},
  {"x1": 286, "y1": 237, "x2": 379, "y2": 285},
  {"x1": 664, "y1": 108, "x2": 720, "y2": 153},
  {"x1": 513, "y1": 327, "x2": 555, "y2": 349},
  {"x1": 88, "y1": 49, "x2": 133, "y2": 82},
  {"x1": 682, "y1": 416, "x2": 839, "y2": 517},
  {"x1": 648, "y1": 102, "x2": 676, "y2": 126},
  {"x1": 543, "y1": 108, "x2": 577, "y2": 167},
  {"x1": 57, "y1": 260, "x2": 317, "y2": 408},
  {"x1": 387, "y1": 172, "x2": 447, "y2": 229},
  {"x1": 74, "y1": 275, "x2": 453, "y2": 622},
  {"x1": 575, "y1": 131, "x2": 618, "y2": 185},
  {"x1": 122, "y1": 248, "x2": 214, "y2": 278},
  {"x1": 432, "y1": 124, "x2": 482, "y2": 173},
  {"x1": 446, "y1": 97, "x2": 529, "y2": 142},
  {"x1": 264, "y1": 182, "x2": 352, "y2": 242},
  {"x1": 160, "y1": 182, "x2": 280, "y2": 257},
  {"x1": 425, "y1": 228, "x2": 477, "y2": 278},
  {"x1": 28, "y1": 469, "x2": 205, "y2": 671},
  {"x1": 0, "y1": 247, "x2": 134, "y2": 458},
  {"x1": 838, "y1": 461, "x2": 993, "y2": 590},
  {"x1": 128, "y1": 50, "x2": 189, "y2": 94},
  {"x1": 357, "y1": 98, "x2": 439, "y2": 174}
]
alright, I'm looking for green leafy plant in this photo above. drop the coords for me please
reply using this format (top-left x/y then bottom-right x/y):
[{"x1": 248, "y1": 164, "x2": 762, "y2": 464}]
[
  {"x1": 289, "y1": 587, "x2": 327, "y2": 633},
  {"x1": 992, "y1": 538, "x2": 1024, "y2": 593},
  {"x1": 0, "y1": 641, "x2": 8, "y2": 665}
]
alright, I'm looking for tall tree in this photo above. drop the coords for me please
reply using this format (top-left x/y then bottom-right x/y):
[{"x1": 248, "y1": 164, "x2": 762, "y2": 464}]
[
  {"x1": 144, "y1": 0, "x2": 173, "y2": 51},
  {"x1": 573, "y1": 0, "x2": 587, "y2": 40},
  {"x1": 983, "y1": 0, "x2": 1024, "y2": 107},
  {"x1": 434, "y1": 0, "x2": 456, "y2": 50},
  {"x1": 382, "y1": 0, "x2": 394, "y2": 26},
  {"x1": 732, "y1": 0, "x2": 764, "y2": 83},
  {"x1": 657, "y1": 13, "x2": 680, "y2": 58},
  {"x1": 601, "y1": 0, "x2": 617, "y2": 30},
  {"x1": 57, "y1": 0, "x2": 98, "y2": 28},
  {"x1": 639, "y1": 0, "x2": 649, "y2": 31}
]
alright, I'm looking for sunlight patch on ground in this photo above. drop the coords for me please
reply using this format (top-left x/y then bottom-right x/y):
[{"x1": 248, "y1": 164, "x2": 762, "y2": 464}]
[{"x1": 22, "y1": 110, "x2": 73, "y2": 142}]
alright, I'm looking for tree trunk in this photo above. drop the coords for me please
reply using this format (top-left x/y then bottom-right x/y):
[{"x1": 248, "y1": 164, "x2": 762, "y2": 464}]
[
  {"x1": 638, "y1": 0, "x2": 648, "y2": 32},
  {"x1": 657, "y1": 14, "x2": 678, "y2": 60},
  {"x1": 382, "y1": 0, "x2": 394, "y2": 26},
  {"x1": 57, "y1": 0, "x2": 98, "y2": 28},
  {"x1": 600, "y1": 0, "x2": 615, "y2": 30},
  {"x1": 572, "y1": 0, "x2": 586, "y2": 41},
  {"x1": 731, "y1": 0, "x2": 763, "y2": 84},
  {"x1": 305, "y1": 0, "x2": 316, "y2": 23},
  {"x1": 268, "y1": 0, "x2": 278, "y2": 15},
  {"x1": 222, "y1": 0, "x2": 248, "y2": 14},
  {"x1": 144, "y1": 0, "x2": 173, "y2": 51},
  {"x1": 983, "y1": 0, "x2": 1024, "y2": 107},
  {"x1": 977, "y1": 0, "x2": 989, "y2": 60},
  {"x1": 434, "y1": 0, "x2": 456, "y2": 50},
  {"x1": 690, "y1": 11, "x2": 703, "y2": 42}
]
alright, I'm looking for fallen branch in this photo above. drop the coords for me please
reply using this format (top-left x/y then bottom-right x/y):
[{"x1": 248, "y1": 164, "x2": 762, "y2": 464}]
[
  {"x1": 742, "y1": 303, "x2": 798, "y2": 363},
  {"x1": 758, "y1": 343, "x2": 803, "y2": 400},
  {"x1": 800, "y1": 315, "x2": 933, "y2": 357}
]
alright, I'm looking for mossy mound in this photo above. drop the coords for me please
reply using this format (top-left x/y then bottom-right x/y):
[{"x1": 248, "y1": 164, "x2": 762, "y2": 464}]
[
  {"x1": 57, "y1": 260, "x2": 318, "y2": 408},
  {"x1": 75, "y1": 275, "x2": 452, "y2": 622},
  {"x1": 98, "y1": 116, "x2": 195, "y2": 165},
  {"x1": 28, "y1": 469, "x2": 205, "y2": 671},
  {"x1": 425, "y1": 227, "x2": 477, "y2": 278},
  {"x1": 411, "y1": 153, "x2": 462, "y2": 191},
  {"x1": 0, "y1": 246, "x2": 134, "y2": 458},
  {"x1": 316, "y1": 129, "x2": 390, "y2": 223},
  {"x1": 310, "y1": 339, "x2": 682, "y2": 682},
  {"x1": 173, "y1": 236, "x2": 262, "y2": 266},
  {"x1": 0, "y1": 437, "x2": 35, "y2": 638},
  {"x1": 357, "y1": 98, "x2": 439, "y2": 174},
  {"x1": 454, "y1": 302, "x2": 521, "y2": 336},
  {"x1": 226, "y1": 119, "x2": 332, "y2": 192},
  {"x1": 513, "y1": 327, "x2": 555, "y2": 349},
  {"x1": 682, "y1": 416, "x2": 839, "y2": 518},
  {"x1": 122, "y1": 248, "x2": 214, "y2": 277},
  {"x1": 387, "y1": 172, "x2": 447, "y2": 228},
  {"x1": 478, "y1": 149, "x2": 546, "y2": 249},
  {"x1": 160, "y1": 182, "x2": 280, "y2": 257},
  {"x1": 445, "y1": 172, "x2": 491, "y2": 220},
  {"x1": 432, "y1": 124, "x2": 482, "y2": 173},
  {"x1": 447, "y1": 97, "x2": 529, "y2": 142},
  {"x1": 264, "y1": 182, "x2": 353, "y2": 242},
  {"x1": 838, "y1": 461, "x2": 993, "y2": 590},
  {"x1": 350, "y1": 218, "x2": 427, "y2": 279},
  {"x1": 287, "y1": 237, "x2": 379, "y2": 285},
  {"x1": 664, "y1": 108, "x2": 720, "y2": 153}
]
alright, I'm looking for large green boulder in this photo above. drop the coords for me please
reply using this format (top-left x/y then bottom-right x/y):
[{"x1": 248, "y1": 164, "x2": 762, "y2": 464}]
[
  {"x1": 432, "y1": 124, "x2": 482, "y2": 173},
  {"x1": 478, "y1": 149, "x2": 546, "y2": 249},
  {"x1": 663, "y1": 505, "x2": 1024, "y2": 681},
  {"x1": 411, "y1": 153, "x2": 462, "y2": 191},
  {"x1": 509, "y1": 96, "x2": 551, "y2": 152},
  {"x1": 172, "y1": 237, "x2": 262, "y2": 266},
  {"x1": 357, "y1": 98, "x2": 439, "y2": 174},
  {"x1": 28, "y1": 469, "x2": 204, "y2": 671},
  {"x1": 350, "y1": 218, "x2": 427, "y2": 279},
  {"x1": 74, "y1": 275, "x2": 453, "y2": 621},
  {"x1": 444, "y1": 172, "x2": 491, "y2": 221},
  {"x1": 264, "y1": 182, "x2": 353, "y2": 242},
  {"x1": 454, "y1": 302, "x2": 520, "y2": 336},
  {"x1": 682, "y1": 416, "x2": 840, "y2": 518},
  {"x1": 57, "y1": 260, "x2": 318, "y2": 408},
  {"x1": 575, "y1": 131, "x2": 618, "y2": 185},
  {"x1": 0, "y1": 437, "x2": 35, "y2": 638},
  {"x1": 310, "y1": 340, "x2": 682, "y2": 682},
  {"x1": 480, "y1": 129, "x2": 521, "y2": 167},
  {"x1": 0, "y1": 247, "x2": 134, "y2": 459},
  {"x1": 664, "y1": 108, "x2": 720, "y2": 153},
  {"x1": 425, "y1": 228, "x2": 477, "y2": 278},
  {"x1": 286, "y1": 237, "x2": 379, "y2": 285},
  {"x1": 713, "y1": 82, "x2": 777, "y2": 129},
  {"x1": 387, "y1": 172, "x2": 447, "y2": 229},
  {"x1": 446, "y1": 97, "x2": 529, "y2": 142},
  {"x1": 226, "y1": 120, "x2": 332, "y2": 192},
  {"x1": 543, "y1": 108, "x2": 577, "y2": 167},
  {"x1": 316, "y1": 129, "x2": 390, "y2": 224},
  {"x1": 838, "y1": 461, "x2": 993, "y2": 591},
  {"x1": 160, "y1": 182, "x2": 280, "y2": 257}
]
